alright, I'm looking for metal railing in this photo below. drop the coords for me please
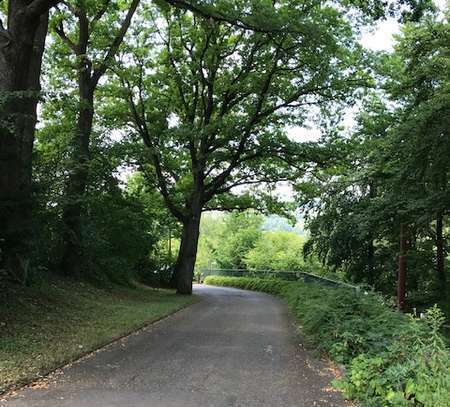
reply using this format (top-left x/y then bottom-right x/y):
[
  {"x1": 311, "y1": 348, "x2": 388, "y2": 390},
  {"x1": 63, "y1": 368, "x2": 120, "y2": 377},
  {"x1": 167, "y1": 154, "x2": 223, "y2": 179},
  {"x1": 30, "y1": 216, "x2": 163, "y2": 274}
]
[{"x1": 200, "y1": 268, "x2": 360, "y2": 293}]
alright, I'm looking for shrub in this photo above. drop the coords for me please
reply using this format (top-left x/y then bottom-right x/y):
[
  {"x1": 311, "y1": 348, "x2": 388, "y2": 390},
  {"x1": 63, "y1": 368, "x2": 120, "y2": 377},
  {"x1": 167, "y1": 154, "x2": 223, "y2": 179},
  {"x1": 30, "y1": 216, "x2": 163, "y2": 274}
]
[
  {"x1": 204, "y1": 276, "x2": 450, "y2": 407},
  {"x1": 244, "y1": 231, "x2": 305, "y2": 271}
]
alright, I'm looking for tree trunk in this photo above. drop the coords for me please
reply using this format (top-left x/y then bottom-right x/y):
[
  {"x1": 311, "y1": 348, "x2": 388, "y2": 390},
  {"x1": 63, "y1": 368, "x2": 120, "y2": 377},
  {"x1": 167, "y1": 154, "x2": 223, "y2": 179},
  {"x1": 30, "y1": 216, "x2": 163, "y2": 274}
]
[
  {"x1": 436, "y1": 211, "x2": 446, "y2": 299},
  {"x1": 367, "y1": 239, "x2": 375, "y2": 286},
  {"x1": 60, "y1": 68, "x2": 94, "y2": 276},
  {"x1": 366, "y1": 181, "x2": 376, "y2": 286},
  {"x1": 0, "y1": 10, "x2": 49, "y2": 283},
  {"x1": 173, "y1": 211, "x2": 202, "y2": 295},
  {"x1": 397, "y1": 223, "x2": 407, "y2": 311}
]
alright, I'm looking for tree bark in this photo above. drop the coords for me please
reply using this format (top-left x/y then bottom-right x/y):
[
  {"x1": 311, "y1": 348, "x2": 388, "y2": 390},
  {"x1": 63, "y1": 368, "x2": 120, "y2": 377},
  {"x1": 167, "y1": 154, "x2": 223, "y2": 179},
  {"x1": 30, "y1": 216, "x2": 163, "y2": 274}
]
[
  {"x1": 397, "y1": 223, "x2": 407, "y2": 311},
  {"x1": 0, "y1": 8, "x2": 49, "y2": 283},
  {"x1": 366, "y1": 180, "x2": 376, "y2": 286},
  {"x1": 436, "y1": 211, "x2": 446, "y2": 299},
  {"x1": 60, "y1": 65, "x2": 94, "y2": 276},
  {"x1": 367, "y1": 239, "x2": 375, "y2": 286},
  {"x1": 173, "y1": 210, "x2": 202, "y2": 295}
]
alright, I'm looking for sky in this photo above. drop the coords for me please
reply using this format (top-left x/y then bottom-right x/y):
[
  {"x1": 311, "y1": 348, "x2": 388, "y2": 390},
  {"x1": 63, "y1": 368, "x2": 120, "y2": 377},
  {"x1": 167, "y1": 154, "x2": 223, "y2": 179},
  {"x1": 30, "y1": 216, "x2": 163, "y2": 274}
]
[
  {"x1": 360, "y1": 0, "x2": 448, "y2": 51},
  {"x1": 279, "y1": 0, "x2": 448, "y2": 202},
  {"x1": 287, "y1": 0, "x2": 448, "y2": 143}
]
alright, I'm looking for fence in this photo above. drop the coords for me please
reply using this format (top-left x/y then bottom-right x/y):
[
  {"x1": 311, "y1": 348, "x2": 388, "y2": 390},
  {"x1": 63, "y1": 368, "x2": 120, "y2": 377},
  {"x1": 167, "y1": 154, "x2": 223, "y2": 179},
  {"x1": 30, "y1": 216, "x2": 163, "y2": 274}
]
[{"x1": 200, "y1": 268, "x2": 360, "y2": 293}]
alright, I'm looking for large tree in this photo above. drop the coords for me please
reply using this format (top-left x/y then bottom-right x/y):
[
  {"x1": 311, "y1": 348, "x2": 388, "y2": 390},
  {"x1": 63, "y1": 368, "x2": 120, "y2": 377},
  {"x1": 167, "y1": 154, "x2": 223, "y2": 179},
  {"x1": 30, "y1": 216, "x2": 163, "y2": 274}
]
[
  {"x1": 384, "y1": 15, "x2": 450, "y2": 298},
  {"x1": 49, "y1": 0, "x2": 140, "y2": 275},
  {"x1": 112, "y1": 1, "x2": 374, "y2": 294},
  {"x1": 0, "y1": 0, "x2": 62, "y2": 282}
]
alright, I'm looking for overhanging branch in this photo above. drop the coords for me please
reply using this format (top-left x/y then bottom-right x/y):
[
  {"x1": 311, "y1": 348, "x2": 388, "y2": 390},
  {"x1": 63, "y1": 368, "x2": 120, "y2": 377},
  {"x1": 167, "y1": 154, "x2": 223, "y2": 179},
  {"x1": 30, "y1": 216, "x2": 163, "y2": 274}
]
[{"x1": 162, "y1": 0, "x2": 290, "y2": 33}]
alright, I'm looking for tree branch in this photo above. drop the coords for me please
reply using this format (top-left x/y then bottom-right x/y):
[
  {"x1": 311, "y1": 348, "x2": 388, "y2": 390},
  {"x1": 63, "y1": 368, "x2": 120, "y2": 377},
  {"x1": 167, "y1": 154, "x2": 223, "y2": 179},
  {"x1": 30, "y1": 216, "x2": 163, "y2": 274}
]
[
  {"x1": 119, "y1": 71, "x2": 186, "y2": 222},
  {"x1": 202, "y1": 39, "x2": 284, "y2": 200},
  {"x1": 61, "y1": 0, "x2": 81, "y2": 17},
  {"x1": 162, "y1": 0, "x2": 291, "y2": 34},
  {"x1": 54, "y1": 20, "x2": 78, "y2": 52},
  {"x1": 91, "y1": 0, "x2": 140, "y2": 87},
  {"x1": 26, "y1": 0, "x2": 61, "y2": 20},
  {"x1": 91, "y1": 0, "x2": 111, "y2": 24},
  {"x1": 165, "y1": 18, "x2": 190, "y2": 117}
]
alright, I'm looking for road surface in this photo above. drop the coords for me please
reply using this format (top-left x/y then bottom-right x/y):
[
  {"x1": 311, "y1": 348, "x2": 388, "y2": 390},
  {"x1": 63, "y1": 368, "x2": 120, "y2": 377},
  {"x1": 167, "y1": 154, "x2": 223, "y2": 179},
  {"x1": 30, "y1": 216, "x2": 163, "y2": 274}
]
[{"x1": 3, "y1": 285, "x2": 348, "y2": 407}]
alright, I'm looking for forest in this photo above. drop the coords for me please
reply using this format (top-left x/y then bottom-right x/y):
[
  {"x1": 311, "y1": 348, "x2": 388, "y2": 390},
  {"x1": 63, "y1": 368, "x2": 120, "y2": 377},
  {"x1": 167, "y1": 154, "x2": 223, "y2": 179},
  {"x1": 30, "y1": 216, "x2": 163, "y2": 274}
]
[{"x1": 0, "y1": 0, "x2": 449, "y2": 404}]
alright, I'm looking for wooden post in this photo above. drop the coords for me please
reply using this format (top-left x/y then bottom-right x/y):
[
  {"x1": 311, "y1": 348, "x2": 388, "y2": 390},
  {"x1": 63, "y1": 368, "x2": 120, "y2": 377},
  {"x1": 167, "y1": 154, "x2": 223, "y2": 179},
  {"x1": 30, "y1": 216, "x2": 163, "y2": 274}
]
[{"x1": 397, "y1": 223, "x2": 407, "y2": 311}]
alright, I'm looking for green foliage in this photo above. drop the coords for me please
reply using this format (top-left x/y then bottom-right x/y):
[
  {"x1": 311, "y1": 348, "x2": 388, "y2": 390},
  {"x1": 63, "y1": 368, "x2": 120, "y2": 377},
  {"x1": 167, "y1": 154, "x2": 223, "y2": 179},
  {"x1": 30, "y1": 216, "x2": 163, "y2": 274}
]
[
  {"x1": 340, "y1": 306, "x2": 450, "y2": 406},
  {"x1": 80, "y1": 190, "x2": 156, "y2": 285},
  {"x1": 32, "y1": 120, "x2": 175, "y2": 285},
  {"x1": 194, "y1": 214, "x2": 224, "y2": 270},
  {"x1": 245, "y1": 231, "x2": 306, "y2": 271},
  {"x1": 109, "y1": 0, "x2": 373, "y2": 228},
  {"x1": 195, "y1": 212, "x2": 321, "y2": 275},
  {"x1": 212, "y1": 212, "x2": 264, "y2": 270},
  {"x1": 204, "y1": 275, "x2": 290, "y2": 295},
  {"x1": 204, "y1": 276, "x2": 450, "y2": 406},
  {"x1": 298, "y1": 14, "x2": 450, "y2": 303}
]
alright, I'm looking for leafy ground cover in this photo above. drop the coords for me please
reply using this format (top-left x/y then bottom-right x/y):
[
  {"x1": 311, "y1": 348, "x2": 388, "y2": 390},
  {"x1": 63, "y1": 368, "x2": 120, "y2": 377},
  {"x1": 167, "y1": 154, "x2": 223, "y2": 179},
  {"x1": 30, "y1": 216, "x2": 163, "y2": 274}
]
[
  {"x1": 204, "y1": 276, "x2": 450, "y2": 406},
  {"x1": 0, "y1": 279, "x2": 194, "y2": 394}
]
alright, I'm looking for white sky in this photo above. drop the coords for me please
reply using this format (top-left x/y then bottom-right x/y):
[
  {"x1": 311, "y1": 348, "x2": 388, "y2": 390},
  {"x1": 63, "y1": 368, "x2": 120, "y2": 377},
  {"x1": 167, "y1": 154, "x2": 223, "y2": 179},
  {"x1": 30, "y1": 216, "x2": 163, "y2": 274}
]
[
  {"x1": 287, "y1": 0, "x2": 448, "y2": 143},
  {"x1": 280, "y1": 0, "x2": 448, "y2": 202}
]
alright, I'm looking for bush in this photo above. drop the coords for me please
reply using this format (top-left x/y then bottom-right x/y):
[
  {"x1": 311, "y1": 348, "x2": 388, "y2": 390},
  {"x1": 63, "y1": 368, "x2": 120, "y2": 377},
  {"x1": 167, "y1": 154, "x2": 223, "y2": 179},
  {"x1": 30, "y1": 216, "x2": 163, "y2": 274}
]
[
  {"x1": 204, "y1": 276, "x2": 450, "y2": 407},
  {"x1": 204, "y1": 275, "x2": 290, "y2": 295},
  {"x1": 244, "y1": 231, "x2": 306, "y2": 271}
]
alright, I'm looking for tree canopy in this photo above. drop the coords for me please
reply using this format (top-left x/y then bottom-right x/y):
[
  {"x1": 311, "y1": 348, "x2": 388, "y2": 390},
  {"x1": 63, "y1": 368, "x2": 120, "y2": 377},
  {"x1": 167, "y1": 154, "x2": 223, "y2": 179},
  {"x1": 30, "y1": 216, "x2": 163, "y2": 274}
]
[
  {"x1": 298, "y1": 12, "x2": 450, "y2": 303},
  {"x1": 0, "y1": 0, "x2": 446, "y2": 304}
]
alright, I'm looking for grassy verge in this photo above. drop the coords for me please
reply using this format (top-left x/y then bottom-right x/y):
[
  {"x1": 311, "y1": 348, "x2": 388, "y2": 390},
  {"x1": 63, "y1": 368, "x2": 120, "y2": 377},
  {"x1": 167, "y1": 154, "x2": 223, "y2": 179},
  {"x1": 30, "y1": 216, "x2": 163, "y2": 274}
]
[
  {"x1": 0, "y1": 278, "x2": 194, "y2": 393},
  {"x1": 205, "y1": 276, "x2": 450, "y2": 407}
]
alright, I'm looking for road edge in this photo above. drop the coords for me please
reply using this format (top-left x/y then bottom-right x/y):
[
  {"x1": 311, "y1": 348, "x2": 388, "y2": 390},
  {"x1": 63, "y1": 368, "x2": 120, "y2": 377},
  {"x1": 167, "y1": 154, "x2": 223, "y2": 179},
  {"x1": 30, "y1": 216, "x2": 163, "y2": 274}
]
[{"x1": 0, "y1": 294, "x2": 199, "y2": 401}]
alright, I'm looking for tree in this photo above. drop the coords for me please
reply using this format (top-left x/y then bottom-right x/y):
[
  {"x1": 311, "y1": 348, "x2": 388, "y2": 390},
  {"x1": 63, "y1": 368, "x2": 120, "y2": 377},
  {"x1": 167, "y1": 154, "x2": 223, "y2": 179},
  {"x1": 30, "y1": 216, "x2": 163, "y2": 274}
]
[
  {"x1": 245, "y1": 231, "x2": 307, "y2": 272},
  {"x1": 384, "y1": 15, "x2": 450, "y2": 299},
  {"x1": 298, "y1": 97, "x2": 400, "y2": 289},
  {"x1": 112, "y1": 1, "x2": 378, "y2": 294},
  {"x1": 0, "y1": 0, "x2": 433, "y2": 287},
  {"x1": 0, "y1": 0, "x2": 61, "y2": 282},
  {"x1": 33, "y1": 107, "x2": 176, "y2": 284},
  {"x1": 49, "y1": 0, "x2": 140, "y2": 276},
  {"x1": 213, "y1": 212, "x2": 263, "y2": 270},
  {"x1": 300, "y1": 13, "x2": 450, "y2": 305}
]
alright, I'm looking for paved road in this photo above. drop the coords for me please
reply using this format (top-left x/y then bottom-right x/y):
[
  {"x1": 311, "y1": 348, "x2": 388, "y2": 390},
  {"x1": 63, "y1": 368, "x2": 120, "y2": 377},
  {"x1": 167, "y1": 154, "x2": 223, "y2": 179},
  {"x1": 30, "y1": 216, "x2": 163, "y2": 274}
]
[{"x1": 3, "y1": 285, "x2": 348, "y2": 407}]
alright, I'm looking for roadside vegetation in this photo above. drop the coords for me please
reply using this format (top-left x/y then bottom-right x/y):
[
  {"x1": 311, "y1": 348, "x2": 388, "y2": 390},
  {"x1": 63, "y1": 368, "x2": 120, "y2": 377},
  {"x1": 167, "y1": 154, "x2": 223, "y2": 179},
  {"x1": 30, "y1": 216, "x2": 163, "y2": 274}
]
[
  {"x1": 0, "y1": 280, "x2": 193, "y2": 394},
  {"x1": 205, "y1": 276, "x2": 450, "y2": 406}
]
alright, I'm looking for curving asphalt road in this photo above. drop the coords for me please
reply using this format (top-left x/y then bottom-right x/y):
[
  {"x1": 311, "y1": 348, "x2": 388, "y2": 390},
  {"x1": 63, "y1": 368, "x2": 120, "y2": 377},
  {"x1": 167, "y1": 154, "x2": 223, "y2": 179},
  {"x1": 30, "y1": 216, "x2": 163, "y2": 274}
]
[{"x1": 2, "y1": 285, "x2": 349, "y2": 407}]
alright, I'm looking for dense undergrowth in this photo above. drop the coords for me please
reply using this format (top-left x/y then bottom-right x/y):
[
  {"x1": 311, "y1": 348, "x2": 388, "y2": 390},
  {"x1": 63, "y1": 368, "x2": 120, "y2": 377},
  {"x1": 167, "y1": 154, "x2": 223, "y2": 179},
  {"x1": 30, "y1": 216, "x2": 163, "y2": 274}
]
[
  {"x1": 204, "y1": 276, "x2": 450, "y2": 407},
  {"x1": 0, "y1": 278, "x2": 194, "y2": 394}
]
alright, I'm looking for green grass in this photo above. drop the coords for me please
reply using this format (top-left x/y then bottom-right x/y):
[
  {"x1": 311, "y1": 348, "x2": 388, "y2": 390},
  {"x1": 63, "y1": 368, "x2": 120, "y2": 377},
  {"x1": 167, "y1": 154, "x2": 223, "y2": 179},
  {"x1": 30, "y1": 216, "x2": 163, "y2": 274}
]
[{"x1": 0, "y1": 278, "x2": 194, "y2": 393}]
